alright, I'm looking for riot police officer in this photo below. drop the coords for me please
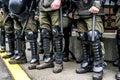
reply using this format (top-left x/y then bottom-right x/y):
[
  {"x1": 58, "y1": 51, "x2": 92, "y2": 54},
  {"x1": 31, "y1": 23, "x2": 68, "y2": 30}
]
[
  {"x1": 69, "y1": 0, "x2": 106, "y2": 80},
  {"x1": 1, "y1": 0, "x2": 15, "y2": 58},
  {"x1": 62, "y1": 0, "x2": 73, "y2": 62},
  {"x1": 36, "y1": 0, "x2": 64, "y2": 73},
  {"x1": 111, "y1": 0, "x2": 120, "y2": 80},
  {"x1": 8, "y1": 0, "x2": 40, "y2": 70},
  {"x1": 0, "y1": 1, "x2": 6, "y2": 53}
]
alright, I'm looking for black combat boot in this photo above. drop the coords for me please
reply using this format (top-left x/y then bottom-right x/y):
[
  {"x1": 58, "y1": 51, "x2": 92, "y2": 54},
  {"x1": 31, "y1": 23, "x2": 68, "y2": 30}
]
[
  {"x1": 9, "y1": 31, "x2": 27, "y2": 64},
  {"x1": 62, "y1": 50, "x2": 69, "y2": 62},
  {"x1": 2, "y1": 32, "x2": 15, "y2": 58},
  {"x1": 76, "y1": 32, "x2": 92, "y2": 74},
  {"x1": 0, "y1": 29, "x2": 6, "y2": 52},
  {"x1": 52, "y1": 27, "x2": 63, "y2": 73},
  {"x1": 36, "y1": 29, "x2": 53, "y2": 70}
]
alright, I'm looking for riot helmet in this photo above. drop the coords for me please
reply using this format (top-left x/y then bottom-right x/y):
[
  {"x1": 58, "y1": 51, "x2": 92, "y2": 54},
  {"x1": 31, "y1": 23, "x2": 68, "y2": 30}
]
[{"x1": 9, "y1": 0, "x2": 28, "y2": 14}]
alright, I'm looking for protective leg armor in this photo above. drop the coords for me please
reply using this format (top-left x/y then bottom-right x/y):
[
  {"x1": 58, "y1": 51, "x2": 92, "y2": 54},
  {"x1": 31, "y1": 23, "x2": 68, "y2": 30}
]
[
  {"x1": 26, "y1": 31, "x2": 39, "y2": 70},
  {"x1": 76, "y1": 32, "x2": 92, "y2": 74},
  {"x1": 36, "y1": 29, "x2": 53, "y2": 70},
  {"x1": 9, "y1": 30, "x2": 27, "y2": 64},
  {"x1": 0, "y1": 28, "x2": 6, "y2": 52},
  {"x1": 2, "y1": 32, "x2": 15, "y2": 58},
  {"x1": 88, "y1": 30, "x2": 103, "y2": 80},
  {"x1": 52, "y1": 27, "x2": 63, "y2": 73}
]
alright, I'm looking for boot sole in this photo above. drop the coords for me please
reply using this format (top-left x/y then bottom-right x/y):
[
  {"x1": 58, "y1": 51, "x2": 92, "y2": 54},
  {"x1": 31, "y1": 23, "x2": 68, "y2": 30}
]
[
  {"x1": 53, "y1": 68, "x2": 63, "y2": 73},
  {"x1": 28, "y1": 66, "x2": 36, "y2": 70},
  {"x1": 28, "y1": 63, "x2": 40, "y2": 70},
  {"x1": 76, "y1": 69, "x2": 93, "y2": 74},
  {"x1": 2, "y1": 55, "x2": 14, "y2": 59},
  {"x1": 9, "y1": 60, "x2": 27, "y2": 64},
  {"x1": 36, "y1": 64, "x2": 54, "y2": 70}
]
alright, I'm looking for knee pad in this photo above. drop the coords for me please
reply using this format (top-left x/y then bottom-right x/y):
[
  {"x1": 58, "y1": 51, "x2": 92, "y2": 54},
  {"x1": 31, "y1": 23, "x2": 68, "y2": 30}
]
[
  {"x1": 87, "y1": 30, "x2": 101, "y2": 42},
  {"x1": 52, "y1": 27, "x2": 61, "y2": 38},
  {"x1": 14, "y1": 30, "x2": 21, "y2": 38},
  {"x1": 79, "y1": 32, "x2": 87, "y2": 41},
  {"x1": 14, "y1": 30, "x2": 25, "y2": 41},
  {"x1": 25, "y1": 31, "x2": 37, "y2": 41},
  {"x1": 41, "y1": 28, "x2": 51, "y2": 39},
  {"x1": 6, "y1": 31, "x2": 14, "y2": 39}
]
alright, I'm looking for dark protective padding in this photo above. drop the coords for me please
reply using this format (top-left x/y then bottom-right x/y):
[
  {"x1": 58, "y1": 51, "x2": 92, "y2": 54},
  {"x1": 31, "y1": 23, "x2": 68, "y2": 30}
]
[
  {"x1": 52, "y1": 27, "x2": 62, "y2": 38},
  {"x1": 6, "y1": 31, "x2": 14, "y2": 39},
  {"x1": 7, "y1": 38, "x2": 14, "y2": 53},
  {"x1": 41, "y1": 28, "x2": 51, "y2": 39},
  {"x1": 1, "y1": 29, "x2": 5, "y2": 35},
  {"x1": 87, "y1": 30, "x2": 102, "y2": 42},
  {"x1": 87, "y1": 31, "x2": 103, "y2": 71},
  {"x1": 0, "y1": 29, "x2": 5, "y2": 48},
  {"x1": 116, "y1": 30, "x2": 120, "y2": 71},
  {"x1": 0, "y1": 28, "x2": 6, "y2": 50},
  {"x1": 9, "y1": 0, "x2": 28, "y2": 14},
  {"x1": 14, "y1": 30, "x2": 24, "y2": 39},
  {"x1": 6, "y1": 30, "x2": 15, "y2": 53},
  {"x1": 30, "y1": 42, "x2": 39, "y2": 63},
  {"x1": 87, "y1": 30, "x2": 102, "y2": 61},
  {"x1": 87, "y1": 30, "x2": 103, "y2": 71},
  {"x1": 14, "y1": 30, "x2": 25, "y2": 56},
  {"x1": 52, "y1": 27, "x2": 63, "y2": 64},
  {"x1": 25, "y1": 31, "x2": 37, "y2": 41},
  {"x1": 79, "y1": 32, "x2": 90, "y2": 67},
  {"x1": 116, "y1": 30, "x2": 120, "y2": 46},
  {"x1": 79, "y1": 32, "x2": 88, "y2": 41},
  {"x1": 41, "y1": 28, "x2": 51, "y2": 62}
]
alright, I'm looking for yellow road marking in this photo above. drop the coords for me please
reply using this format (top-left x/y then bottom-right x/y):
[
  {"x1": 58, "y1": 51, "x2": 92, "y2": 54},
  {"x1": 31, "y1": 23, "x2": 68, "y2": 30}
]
[{"x1": 0, "y1": 52, "x2": 31, "y2": 80}]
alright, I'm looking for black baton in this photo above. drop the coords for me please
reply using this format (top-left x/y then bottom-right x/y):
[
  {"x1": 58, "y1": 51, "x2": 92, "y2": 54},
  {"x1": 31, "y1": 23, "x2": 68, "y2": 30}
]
[
  {"x1": 92, "y1": 14, "x2": 96, "y2": 41},
  {"x1": 59, "y1": 4, "x2": 63, "y2": 34}
]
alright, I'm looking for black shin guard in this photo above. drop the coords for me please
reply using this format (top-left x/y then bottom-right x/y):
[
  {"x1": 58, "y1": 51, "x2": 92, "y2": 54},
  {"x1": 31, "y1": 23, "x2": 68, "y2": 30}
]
[
  {"x1": 52, "y1": 27, "x2": 63, "y2": 64},
  {"x1": 41, "y1": 28, "x2": 51, "y2": 62}
]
